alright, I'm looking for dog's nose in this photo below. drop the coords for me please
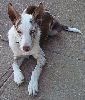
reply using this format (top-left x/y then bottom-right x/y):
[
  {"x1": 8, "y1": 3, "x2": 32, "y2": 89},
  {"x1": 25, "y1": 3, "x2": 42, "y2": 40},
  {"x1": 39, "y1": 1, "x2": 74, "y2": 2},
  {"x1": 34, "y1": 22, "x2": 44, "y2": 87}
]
[{"x1": 23, "y1": 46, "x2": 30, "y2": 52}]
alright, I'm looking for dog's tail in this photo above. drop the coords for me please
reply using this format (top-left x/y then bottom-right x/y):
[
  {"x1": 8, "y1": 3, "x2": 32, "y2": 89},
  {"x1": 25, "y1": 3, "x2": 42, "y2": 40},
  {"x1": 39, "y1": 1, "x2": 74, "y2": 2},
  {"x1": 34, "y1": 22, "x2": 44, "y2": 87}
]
[
  {"x1": 51, "y1": 20, "x2": 82, "y2": 34},
  {"x1": 62, "y1": 25, "x2": 81, "y2": 34}
]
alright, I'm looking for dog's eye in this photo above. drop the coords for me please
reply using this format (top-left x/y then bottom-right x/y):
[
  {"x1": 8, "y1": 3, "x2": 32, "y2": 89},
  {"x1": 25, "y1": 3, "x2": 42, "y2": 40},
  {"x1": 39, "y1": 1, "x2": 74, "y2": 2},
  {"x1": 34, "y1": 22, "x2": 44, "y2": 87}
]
[
  {"x1": 30, "y1": 19, "x2": 33, "y2": 23},
  {"x1": 30, "y1": 30, "x2": 35, "y2": 35},
  {"x1": 30, "y1": 30, "x2": 36, "y2": 38}
]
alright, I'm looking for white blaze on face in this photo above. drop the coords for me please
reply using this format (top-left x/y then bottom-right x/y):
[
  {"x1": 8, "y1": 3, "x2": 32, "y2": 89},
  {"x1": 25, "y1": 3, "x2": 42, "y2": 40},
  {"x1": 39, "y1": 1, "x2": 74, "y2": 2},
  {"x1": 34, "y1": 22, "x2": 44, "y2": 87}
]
[{"x1": 19, "y1": 14, "x2": 33, "y2": 50}]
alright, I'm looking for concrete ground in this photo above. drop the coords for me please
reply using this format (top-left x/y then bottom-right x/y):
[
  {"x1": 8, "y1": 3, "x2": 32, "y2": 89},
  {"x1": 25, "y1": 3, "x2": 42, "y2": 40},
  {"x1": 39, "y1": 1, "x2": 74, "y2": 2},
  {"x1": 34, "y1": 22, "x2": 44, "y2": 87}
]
[{"x1": 0, "y1": 0, "x2": 85, "y2": 100}]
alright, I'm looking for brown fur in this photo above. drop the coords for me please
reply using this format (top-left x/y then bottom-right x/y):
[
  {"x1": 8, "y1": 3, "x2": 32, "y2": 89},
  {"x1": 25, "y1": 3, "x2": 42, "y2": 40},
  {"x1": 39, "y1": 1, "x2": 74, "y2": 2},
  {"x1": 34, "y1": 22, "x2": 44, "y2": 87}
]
[
  {"x1": 26, "y1": 6, "x2": 53, "y2": 42},
  {"x1": 8, "y1": 3, "x2": 20, "y2": 25},
  {"x1": 26, "y1": 6, "x2": 36, "y2": 14},
  {"x1": 40, "y1": 12, "x2": 53, "y2": 43},
  {"x1": 26, "y1": 5, "x2": 65, "y2": 42}
]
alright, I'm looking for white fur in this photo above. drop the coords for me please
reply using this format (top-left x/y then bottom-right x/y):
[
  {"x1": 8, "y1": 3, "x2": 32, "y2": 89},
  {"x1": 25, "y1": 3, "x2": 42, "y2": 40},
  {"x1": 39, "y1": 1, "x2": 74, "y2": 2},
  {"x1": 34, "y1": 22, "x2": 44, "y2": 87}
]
[
  {"x1": 8, "y1": 12, "x2": 46, "y2": 95},
  {"x1": 67, "y1": 27, "x2": 81, "y2": 33},
  {"x1": 28, "y1": 50, "x2": 46, "y2": 95},
  {"x1": 12, "y1": 62, "x2": 24, "y2": 85},
  {"x1": 19, "y1": 14, "x2": 33, "y2": 50}
]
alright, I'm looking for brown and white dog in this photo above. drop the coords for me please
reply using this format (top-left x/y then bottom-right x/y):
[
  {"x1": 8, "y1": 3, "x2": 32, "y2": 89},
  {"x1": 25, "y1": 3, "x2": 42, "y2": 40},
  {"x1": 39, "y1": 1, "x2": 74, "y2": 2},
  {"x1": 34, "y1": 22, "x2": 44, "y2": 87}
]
[{"x1": 7, "y1": 3, "x2": 81, "y2": 96}]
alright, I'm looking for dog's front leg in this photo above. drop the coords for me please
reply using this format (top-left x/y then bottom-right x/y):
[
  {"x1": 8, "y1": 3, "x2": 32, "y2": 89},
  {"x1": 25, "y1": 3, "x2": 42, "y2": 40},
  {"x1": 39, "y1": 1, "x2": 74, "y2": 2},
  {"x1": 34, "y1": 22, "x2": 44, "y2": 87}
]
[
  {"x1": 12, "y1": 57, "x2": 24, "y2": 85},
  {"x1": 28, "y1": 49, "x2": 46, "y2": 96}
]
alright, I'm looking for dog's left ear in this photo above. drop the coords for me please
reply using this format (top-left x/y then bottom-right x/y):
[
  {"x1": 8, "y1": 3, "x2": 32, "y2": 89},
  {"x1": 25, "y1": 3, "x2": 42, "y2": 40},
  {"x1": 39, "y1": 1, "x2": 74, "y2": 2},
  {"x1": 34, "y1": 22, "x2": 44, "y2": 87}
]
[
  {"x1": 8, "y1": 3, "x2": 20, "y2": 25},
  {"x1": 33, "y1": 3, "x2": 44, "y2": 20}
]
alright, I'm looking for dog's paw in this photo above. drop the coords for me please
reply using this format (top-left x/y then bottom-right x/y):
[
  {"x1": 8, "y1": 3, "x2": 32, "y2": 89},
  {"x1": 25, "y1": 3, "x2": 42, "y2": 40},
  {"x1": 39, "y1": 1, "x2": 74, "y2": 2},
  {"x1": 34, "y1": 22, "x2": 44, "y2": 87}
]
[
  {"x1": 28, "y1": 80, "x2": 38, "y2": 96},
  {"x1": 14, "y1": 70, "x2": 24, "y2": 85}
]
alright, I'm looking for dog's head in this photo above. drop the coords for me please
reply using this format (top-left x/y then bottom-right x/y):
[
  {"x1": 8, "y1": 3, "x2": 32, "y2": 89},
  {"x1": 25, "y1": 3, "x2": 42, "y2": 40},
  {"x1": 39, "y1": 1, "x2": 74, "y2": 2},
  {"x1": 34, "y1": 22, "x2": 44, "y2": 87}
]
[{"x1": 8, "y1": 3, "x2": 43, "y2": 52}]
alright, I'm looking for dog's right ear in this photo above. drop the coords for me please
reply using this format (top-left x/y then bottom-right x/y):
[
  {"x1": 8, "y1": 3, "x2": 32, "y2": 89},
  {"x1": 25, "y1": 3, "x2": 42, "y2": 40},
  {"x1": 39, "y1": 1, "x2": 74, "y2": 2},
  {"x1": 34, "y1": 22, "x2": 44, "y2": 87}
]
[
  {"x1": 33, "y1": 3, "x2": 44, "y2": 20},
  {"x1": 8, "y1": 3, "x2": 20, "y2": 25}
]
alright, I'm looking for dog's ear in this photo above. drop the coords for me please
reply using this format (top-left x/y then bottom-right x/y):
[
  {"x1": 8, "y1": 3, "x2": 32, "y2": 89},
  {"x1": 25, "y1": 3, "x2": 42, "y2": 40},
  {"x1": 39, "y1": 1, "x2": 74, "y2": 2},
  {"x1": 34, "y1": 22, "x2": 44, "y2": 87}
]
[
  {"x1": 8, "y1": 3, "x2": 20, "y2": 25},
  {"x1": 26, "y1": 6, "x2": 36, "y2": 14},
  {"x1": 33, "y1": 3, "x2": 44, "y2": 20}
]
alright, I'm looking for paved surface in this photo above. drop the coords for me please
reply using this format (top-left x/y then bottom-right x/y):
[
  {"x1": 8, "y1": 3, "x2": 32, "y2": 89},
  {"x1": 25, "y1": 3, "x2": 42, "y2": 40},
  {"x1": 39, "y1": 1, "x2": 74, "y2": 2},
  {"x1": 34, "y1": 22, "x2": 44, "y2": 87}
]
[{"x1": 0, "y1": 0, "x2": 85, "y2": 100}]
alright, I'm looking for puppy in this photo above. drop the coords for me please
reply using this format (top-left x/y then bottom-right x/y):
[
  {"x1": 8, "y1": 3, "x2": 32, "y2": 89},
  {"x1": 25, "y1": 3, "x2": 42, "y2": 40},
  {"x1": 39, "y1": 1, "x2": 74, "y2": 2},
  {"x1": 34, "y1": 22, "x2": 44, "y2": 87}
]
[
  {"x1": 8, "y1": 3, "x2": 46, "y2": 96},
  {"x1": 7, "y1": 3, "x2": 81, "y2": 96}
]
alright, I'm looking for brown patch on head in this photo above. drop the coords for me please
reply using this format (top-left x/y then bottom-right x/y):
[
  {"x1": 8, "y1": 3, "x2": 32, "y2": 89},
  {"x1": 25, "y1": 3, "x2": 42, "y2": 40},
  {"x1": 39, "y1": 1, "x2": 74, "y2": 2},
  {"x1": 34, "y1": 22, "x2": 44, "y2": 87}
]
[
  {"x1": 8, "y1": 3, "x2": 20, "y2": 25},
  {"x1": 26, "y1": 6, "x2": 36, "y2": 14}
]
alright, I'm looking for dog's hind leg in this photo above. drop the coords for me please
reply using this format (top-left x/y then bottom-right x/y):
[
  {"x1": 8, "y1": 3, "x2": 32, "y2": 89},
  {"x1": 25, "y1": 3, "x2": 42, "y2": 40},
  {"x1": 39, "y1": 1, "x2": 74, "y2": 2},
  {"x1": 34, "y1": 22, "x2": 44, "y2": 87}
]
[
  {"x1": 28, "y1": 49, "x2": 46, "y2": 96},
  {"x1": 12, "y1": 57, "x2": 24, "y2": 85}
]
